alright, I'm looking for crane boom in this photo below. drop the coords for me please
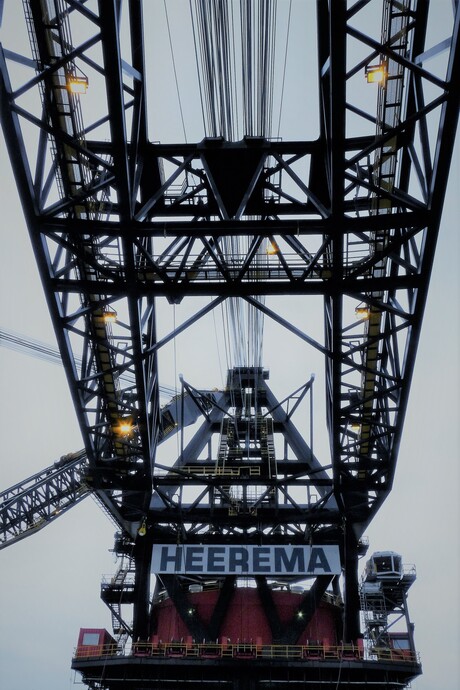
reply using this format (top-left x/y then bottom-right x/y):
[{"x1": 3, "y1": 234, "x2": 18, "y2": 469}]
[
  {"x1": 0, "y1": 451, "x2": 88, "y2": 549},
  {"x1": 0, "y1": 385, "x2": 218, "y2": 548}
]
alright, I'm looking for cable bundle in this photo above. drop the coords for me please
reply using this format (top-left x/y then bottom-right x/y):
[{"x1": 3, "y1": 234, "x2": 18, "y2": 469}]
[{"x1": 190, "y1": 0, "x2": 279, "y2": 371}]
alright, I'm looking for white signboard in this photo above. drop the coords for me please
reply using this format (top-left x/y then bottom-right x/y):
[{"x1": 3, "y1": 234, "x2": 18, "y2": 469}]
[{"x1": 151, "y1": 544, "x2": 341, "y2": 576}]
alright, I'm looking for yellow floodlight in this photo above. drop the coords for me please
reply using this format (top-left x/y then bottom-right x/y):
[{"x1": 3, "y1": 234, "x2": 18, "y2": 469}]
[
  {"x1": 113, "y1": 417, "x2": 135, "y2": 438},
  {"x1": 355, "y1": 305, "x2": 370, "y2": 320},
  {"x1": 266, "y1": 240, "x2": 279, "y2": 255},
  {"x1": 103, "y1": 309, "x2": 117, "y2": 324},
  {"x1": 365, "y1": 62, "x2": 388, "y2": 85},
  {"x1": 67, "y1": 74, "x2": 89, "y2": 95}
]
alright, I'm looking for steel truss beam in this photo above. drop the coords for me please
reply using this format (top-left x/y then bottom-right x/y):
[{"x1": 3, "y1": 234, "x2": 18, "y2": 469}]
[
  {"x1": 0, "y1": 0, "x2": 459, "y2": 661},
  {"x1": 143, "y1": 370, "x2": 345, "y2": 646},
  {"x1": 0, "y1": 386, "x2": 213, "y2": 548},
  {"x1": 148, "y1": 377, "x2": 337, "y2": 538},
  {"x1": 0, "y1": 451, "x2": 88, "y2": 549}
]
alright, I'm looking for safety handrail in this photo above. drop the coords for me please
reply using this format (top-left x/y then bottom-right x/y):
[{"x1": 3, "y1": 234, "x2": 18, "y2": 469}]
[
  {"x1": 74, "y1": 641, "x2": 420, "y2": 664},
  {"x1": 180, "y1": 465, "x2": 261, "y2": 477}
]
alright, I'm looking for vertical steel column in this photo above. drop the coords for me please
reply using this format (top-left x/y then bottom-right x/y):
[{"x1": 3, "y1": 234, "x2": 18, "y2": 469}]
[
  {"x1": 132, "y1": 531, "x2": 153, "y2": 642},
  {"x1": 343, "y1": 522, "x2": 361, "y2": 643}
]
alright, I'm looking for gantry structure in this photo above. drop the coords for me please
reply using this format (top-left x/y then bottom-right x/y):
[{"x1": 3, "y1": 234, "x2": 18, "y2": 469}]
[{"x1": 0, "y1": 1, "x2": 459, "y2": 689}]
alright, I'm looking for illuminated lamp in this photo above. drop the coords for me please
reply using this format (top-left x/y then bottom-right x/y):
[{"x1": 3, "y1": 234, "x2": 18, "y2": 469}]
[
  {"x1": 355, "y1": 305, "x2": 370, "y2": 320},
  {"x1": 103, "y1": 309, "x2": 117, "y2": 324},
  {"x1": 113, "y1": 417, "x2": 135, "y2": 438},
  {"x1": 137, "y1": 519, "x2": 147, "y2": 537},
  {"x1": 67, "y1": 74, "x2": 89, "y2": 94},
  {"x1": 365, "y1": 62, "x2": 388, "y2": 85},
  {"x1": 266, "y1": 240, "x2": 279, "y2": 255}
]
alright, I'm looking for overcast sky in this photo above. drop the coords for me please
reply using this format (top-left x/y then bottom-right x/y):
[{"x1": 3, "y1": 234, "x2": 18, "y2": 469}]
[{"x1": 0, "y1": 2, "x2": 459, "y2": 689}]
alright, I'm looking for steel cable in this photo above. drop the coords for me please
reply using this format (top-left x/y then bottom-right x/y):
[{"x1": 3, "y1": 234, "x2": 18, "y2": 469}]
[{"x1": 189, "y1": 0, "x2": 279, "y2": 372}]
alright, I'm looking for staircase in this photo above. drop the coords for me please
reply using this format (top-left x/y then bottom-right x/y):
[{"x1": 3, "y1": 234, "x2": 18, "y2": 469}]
[{"x1": 101, "y1": 557, "x2": 136, "y2": 639}]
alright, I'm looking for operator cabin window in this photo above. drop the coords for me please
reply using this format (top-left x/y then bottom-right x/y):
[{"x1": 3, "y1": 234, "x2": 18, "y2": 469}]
[
  {"x1": 392, "y1": 555, "x2": 402, "y2": 572},
  {"x1": 82, "y1": 633, "x2": 100, "y2": 646},
  {"x1": 375, "y1": 557, "x2": 392, "y2": 572}
]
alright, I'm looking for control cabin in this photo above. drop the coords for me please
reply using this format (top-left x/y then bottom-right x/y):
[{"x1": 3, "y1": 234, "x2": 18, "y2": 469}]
[
  {"x1": 75, "y1": 628, "x2": 117, "y2": 658},
  {"x1": 364, "y1": 551, "x2": 403, "y2": 581}
]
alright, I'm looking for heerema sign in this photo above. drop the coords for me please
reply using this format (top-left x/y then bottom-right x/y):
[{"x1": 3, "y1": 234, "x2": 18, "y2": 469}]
[{"x1": 152, "y1": 544, "x2": 341, "y2": 576}]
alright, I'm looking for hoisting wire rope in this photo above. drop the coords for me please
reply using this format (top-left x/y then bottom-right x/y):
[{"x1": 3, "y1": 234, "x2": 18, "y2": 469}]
[
  {"x1": 189, "y1": 0, "x2": 279, "y2": 377},
  {"x1": 276, "y1": 0, "x2": 292, "y2": 139},
  {"x1": 0, "y1": 327, "x2": 177, "y2": 399},
  {"x1": 164, "y1": 0, "x2": 188, "y2": 142}
]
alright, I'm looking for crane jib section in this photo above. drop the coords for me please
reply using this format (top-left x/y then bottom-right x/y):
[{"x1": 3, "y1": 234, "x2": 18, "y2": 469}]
[
  {"x1": 0, "y1": 0, "x2": 458, "y2": 536},
  {"x1": 0, "y1": 3, "x2": 459, "y2": 667}
]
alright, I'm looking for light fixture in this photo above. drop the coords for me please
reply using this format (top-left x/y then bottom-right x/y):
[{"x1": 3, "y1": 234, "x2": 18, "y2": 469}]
[
  {"x1": 137, "y1": 519, "x2": 147, "y2": 537},
  {"x1": 266, "y1": 240, "x2": 279, "y2": 255},
  {"x1": 113, "y1": 417, "x2": 135, "y2": 438},
  {"x1": 365, "y1": 61, "x2": 388, "y2": 85},
  {"x1": 355, "y1": 305, "x2": 370, "y2": 320},
  {"x1": 103, "y1": 308, "x2": 117, "y2": 324},
  {"x1": 67, "y1": 73, "x2": 89, "y2": 95},
  {"x1": 351, "y1": 421, "x2": 361, "y2": 433}
]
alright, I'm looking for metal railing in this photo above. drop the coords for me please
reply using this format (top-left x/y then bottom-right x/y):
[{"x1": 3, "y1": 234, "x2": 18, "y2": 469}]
[{"x1": 74, "y1": 641, "x2": 420, "y2": 664}]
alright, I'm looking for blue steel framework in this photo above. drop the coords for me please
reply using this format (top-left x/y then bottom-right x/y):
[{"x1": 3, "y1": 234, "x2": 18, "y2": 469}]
[{"x1": 0, "y1": 1, "x2": 459, "y2": 689}]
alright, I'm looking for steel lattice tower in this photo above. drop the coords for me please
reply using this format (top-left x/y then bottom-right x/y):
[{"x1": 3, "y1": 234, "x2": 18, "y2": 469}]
[{"x1": 0, "y1": 1, "x2": 459, "y2": 689}]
